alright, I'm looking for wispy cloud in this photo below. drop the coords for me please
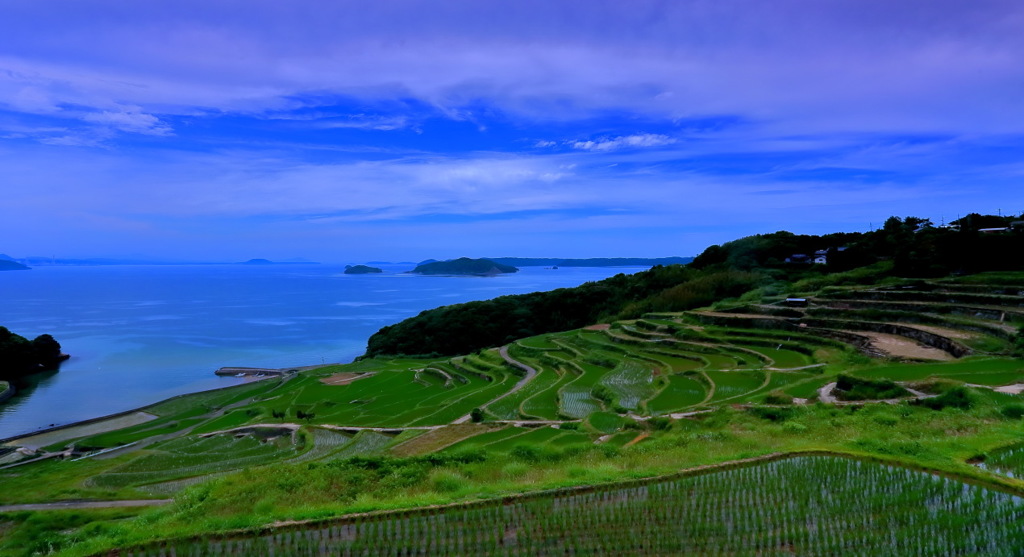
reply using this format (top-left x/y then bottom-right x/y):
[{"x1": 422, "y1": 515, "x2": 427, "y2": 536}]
[
  {"x1": 316, "y1": 115, "x2": 411, "y2": 131},
  {"x1": 569, "y1": 134, "x2": 676, "y2": 151},
  {"x1": 1, "y1": 1, "x2": 1022, "y2": 259}
]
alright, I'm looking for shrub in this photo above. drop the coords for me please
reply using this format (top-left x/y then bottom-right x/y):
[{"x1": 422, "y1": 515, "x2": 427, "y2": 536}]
[
  {"x1": 1000, "y1": 403, "x2": 1024, "y2": 419},
  {"x1": 648, "y1": 417, "x2": 672, "y2": 431},
  {"x1": 834, "y1": 374, "x2": 908, "y2": 401},
  {"x1": 913, "y1": 387, "x2": 974, "y2": 411},
  {"x1": 748, "y1": 407, "x2": 794, "y2": 422},
  {"x1": 764, "y1": 391, "x2": 794, "y2": 405}
]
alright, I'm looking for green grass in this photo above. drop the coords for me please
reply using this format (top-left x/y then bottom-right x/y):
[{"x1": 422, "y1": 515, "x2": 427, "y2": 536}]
[
  {"x1": 647, "y1": 373, "x2": 707, "y2": 414},
  {"x1": 131, "y1": 455, "x2": 1024, "y2": 556},
  {"x1": 855, "y1": 357, "x2": 1023, "y2": 384},
  {"x1": 7, "y1": 270, "x2": 1024, "y2": 556},
  {"x1": 706, "y1": 370, "x2": 766, "y2": 402},
  {"x1": 599, "y1": 360, "x2": 657, "y2": 410},
  {"x1": 520, "y1": 366, "x2": 578, "y2": 420},
  {"x1": 586, "y1": 411, "x2": 626, "y2": 434}
]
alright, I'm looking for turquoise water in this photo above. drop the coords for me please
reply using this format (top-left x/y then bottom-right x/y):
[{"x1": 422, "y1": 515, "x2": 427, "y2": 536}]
[{"x1": 0, "y1": 264, "x2": 641, "y2": 438}]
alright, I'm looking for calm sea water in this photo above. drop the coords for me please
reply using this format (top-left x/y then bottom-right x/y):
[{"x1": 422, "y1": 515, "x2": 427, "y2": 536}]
[{"x1": 0, "y1": 264, "x2": 642, "y2": 438}]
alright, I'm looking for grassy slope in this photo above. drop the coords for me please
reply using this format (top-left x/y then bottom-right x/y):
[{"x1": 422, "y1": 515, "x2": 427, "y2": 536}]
[{"x1": 2, "y1": 269, "x2": 1023, "y2": 556}]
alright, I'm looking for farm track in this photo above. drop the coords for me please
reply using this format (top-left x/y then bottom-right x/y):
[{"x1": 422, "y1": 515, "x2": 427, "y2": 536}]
[
  {"x1": 472, "y1": 345, "x2": 540, "y2": 418},
  {"x1": 0, "y1": 499, "x2": 173, "y2": 512}
]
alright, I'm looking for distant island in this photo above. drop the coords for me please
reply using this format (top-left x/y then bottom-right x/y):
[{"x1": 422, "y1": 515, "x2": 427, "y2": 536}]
[
  {"x1": 344, "y1": 265, "x2": 383, "y2": 274},
  {"x1": 411, "y1": 257, "x2": 518, "y2": 276},
  {"x1": 0, "y1": 260, "x2": 30, "y2": 271},
  {"x1": 487, "y1": 256, "x2": 693, "y2": 267}
]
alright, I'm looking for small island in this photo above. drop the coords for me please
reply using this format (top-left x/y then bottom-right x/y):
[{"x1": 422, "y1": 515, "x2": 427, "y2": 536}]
[
  {"x1": 344, "y1": 264, "x2": 383, "y2": 274},
  {"x1": 410, "y1": 257, "x2": 518, "y2": 276}
]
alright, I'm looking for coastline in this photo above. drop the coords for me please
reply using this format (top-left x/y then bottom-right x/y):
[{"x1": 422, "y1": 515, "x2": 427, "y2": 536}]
[
  {"x1": 0, "y1": 374, "x2": 271, "y2": 446},
  {"x1": 0, "y1": 361, "x2": 343, "y2": 446}
]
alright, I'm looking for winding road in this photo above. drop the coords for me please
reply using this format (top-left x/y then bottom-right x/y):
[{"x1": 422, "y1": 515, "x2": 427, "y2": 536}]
[{"x1": 452, "y1": 345, "x2": 539, "y2": 424}]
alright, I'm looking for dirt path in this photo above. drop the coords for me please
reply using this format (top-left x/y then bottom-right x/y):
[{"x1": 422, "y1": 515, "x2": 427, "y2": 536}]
[
  {"x1": 0, "y1": 499, "x2": 172, "y2": 512},
  {"x1": 623, "y1": 432, "x2": 649, "y2": 447},
  {"x1": 817, "y1": 382, "x2": 936, "y2": 405},
  {"x1": 817, "y1": 382, "x2": 838, "y2": 404},
  {"x1": 853, "y1": 332, "x2": 955, "y2": 361},
  {"x1": 319, "y1": 372, "x2": 375, "y2": 386},
  {"x1": 768, "y1": 363, "x2": 827, "y2": 372},
  {"x1": 899, "y1": 324, "x2": 976, "y2": 340},
  {"x1": 7, "y1": 412, "x2": 158, "y2": 451},
  {"x1": 453, "y1": 345, "x2": 539, "y2": 424}
]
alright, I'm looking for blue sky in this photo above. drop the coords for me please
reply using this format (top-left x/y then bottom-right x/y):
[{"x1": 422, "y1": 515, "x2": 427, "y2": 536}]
[{"x1": 2, "y1": 0, "x2": 1023, "y2": 262}]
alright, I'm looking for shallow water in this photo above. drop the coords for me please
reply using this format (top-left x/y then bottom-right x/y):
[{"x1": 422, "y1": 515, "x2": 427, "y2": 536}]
[{"x1": 0, "y1": 264, "x2": 640, "y2": 437}]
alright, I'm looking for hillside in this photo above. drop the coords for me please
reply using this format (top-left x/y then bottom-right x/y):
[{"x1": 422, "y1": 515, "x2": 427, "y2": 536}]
[
  {"x1": 1, "y1": 215, "x2": 1023, "y2": 556},
  {"x1": 366, "y1": 214, "x2": 1024, "y2": 358},
  {"x1": 410, "y1": 257, "x2": 518, "y2": 276},
  {"x1": 488, "y1": 256, "x2": 693, "y2": 267},
  {"x1": 0, "y1": 260, "x2": 29, "y2": 271}
]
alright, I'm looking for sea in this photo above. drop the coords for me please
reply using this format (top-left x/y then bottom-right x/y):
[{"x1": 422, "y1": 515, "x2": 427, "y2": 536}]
[{"x1": 0, "y1": 264, "x2": 644, "y2": 438}]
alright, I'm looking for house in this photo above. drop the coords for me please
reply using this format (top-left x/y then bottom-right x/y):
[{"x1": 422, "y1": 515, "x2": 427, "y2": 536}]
[
  {"x1": 979, "y1": 227, "x2": 1010, "y2": 234},
  {"x1": 784, "y1": 298, "x2": 808, "y2": 308},
  {"x1": 785, "y1": 254, "x2": 811, "y2": 264},
  {"x1": 813, "y1": 249, "x2": 828, "y2": 264}
]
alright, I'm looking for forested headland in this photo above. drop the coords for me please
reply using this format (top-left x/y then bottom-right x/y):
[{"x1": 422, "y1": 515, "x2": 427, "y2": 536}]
[
  {"x1": 365, "y1": 213, "x2": 1024, "y2": 358},
  {"x1": 0, "y1": 327, "x2": 67, "y2": 380}
]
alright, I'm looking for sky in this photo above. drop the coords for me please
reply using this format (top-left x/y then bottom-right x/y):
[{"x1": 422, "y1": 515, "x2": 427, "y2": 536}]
[{"x1": 2, "y1": 0, "x2": 1023, "y2": 263}]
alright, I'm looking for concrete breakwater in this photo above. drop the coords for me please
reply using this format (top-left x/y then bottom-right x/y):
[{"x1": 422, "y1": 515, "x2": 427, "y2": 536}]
[{"x1": 214, "y1": 367, "x2": 287, "y2": 377}]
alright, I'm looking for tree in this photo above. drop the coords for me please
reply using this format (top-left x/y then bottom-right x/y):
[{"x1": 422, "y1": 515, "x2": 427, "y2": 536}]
[{"x1": 31, "y1": 334, "x2": 63, "y2": 367}]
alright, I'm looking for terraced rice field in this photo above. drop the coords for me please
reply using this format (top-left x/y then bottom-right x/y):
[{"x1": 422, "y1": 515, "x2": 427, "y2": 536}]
[
  {"x1": 119, "y1": 455, "x2": 1024, "y2": 556},
  {"x1": 980, "y1": 443, "x2": 1024, "y2": 480},
  {"x1": 90, "y1": 430, "x2": 300, "y2": 488}
]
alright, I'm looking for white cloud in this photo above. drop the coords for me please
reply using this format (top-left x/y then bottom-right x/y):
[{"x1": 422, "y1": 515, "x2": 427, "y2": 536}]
[
  {"x1": 82, "y1": 109, "x2": 173, "y2": 136},
  {"x1": 569, "y1": 134, "x2": 675, "y2": 151},
  {"x1": 316, "y1": 115, "x2": 410, "y2": 131}
]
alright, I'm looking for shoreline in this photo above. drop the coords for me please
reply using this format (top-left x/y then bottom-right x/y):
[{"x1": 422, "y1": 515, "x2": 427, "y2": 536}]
[{"x1": 0, "y1": 363, "x2": 338, "y2": 446}]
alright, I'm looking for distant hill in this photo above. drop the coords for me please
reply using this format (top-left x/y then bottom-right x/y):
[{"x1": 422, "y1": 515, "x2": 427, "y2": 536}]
[
  {"x1": 344, "y1": 265, "x2": 383, "y2": 274},
  {"x1": 0, "y1": 260, "x2": 29, "y2": 271},
  {"x1": 239, "y1": 259, "x2": 318, "y2": 265},
  {"x1": 411, "y1": 258, "x2": 518, "y2": 276},
  {"x1": 488, "y1": 257, "x2": 693, "y2": 267},
  {"x1": 366, "y1": 212, "x2": 1024, "y2": 358}
]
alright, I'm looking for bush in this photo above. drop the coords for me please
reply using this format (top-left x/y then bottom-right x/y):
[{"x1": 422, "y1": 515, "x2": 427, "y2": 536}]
[
  {"x1": 834, "y1": 374, "x2": 908, "y2": 401},
  {"x1": 648, "y1": 417, "x2": 672, "y2": 430},
  {"x1": 763, "y1": 391, "x2": 794, "y2": 405},
  {"x1": 913, "y1": 387, "x2": 974, "y2": 411},
  {"x1": 1000, "y1": 403, "x2": 1024, "y2": 419},
  {"x1": 748, "y1": 407, "x2": 794, "y2": 422}
]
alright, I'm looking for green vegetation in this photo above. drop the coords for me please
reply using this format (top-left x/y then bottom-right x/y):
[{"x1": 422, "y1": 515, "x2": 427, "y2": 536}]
[
  {"x1": 110, "y1": 455, "x2": 1024, "y2": 556},
  {"x1": 0, "y1": 327, "x2": 66, "y2": 380},
  {"x1": 834, "y1": 374, "x2": 909, "y2": 401},
  {"x1": 410, "y1": 257, "x2": 518, "y2": 275},
  {"x1": 343, "y1": 264, "x2": 382, "y2": 274},
  {"x1": 3, "y1": 214, "x2": 1024, "y2": 556}
]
